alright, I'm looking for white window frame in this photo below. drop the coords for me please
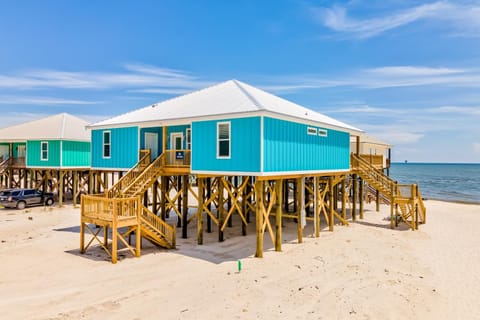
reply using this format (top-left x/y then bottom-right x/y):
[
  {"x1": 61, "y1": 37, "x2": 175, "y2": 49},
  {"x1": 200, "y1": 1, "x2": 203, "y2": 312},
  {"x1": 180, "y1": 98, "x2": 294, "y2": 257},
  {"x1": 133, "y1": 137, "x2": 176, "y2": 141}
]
[
  {"x1": 40, "y1": 141, "x2": 48, "y2": 161},
  {"x1": 103, "y1": 130, "x2": 111, "y2": 159},
  {"x1": 307, "y1": 127, "x2": 317, "y2": 135},
  {"x1": 318, "y1": 129, "x2": 328, "y2": 137},
  {"x1": 217, "y1": 122, "x2": 231, "y2": 159},
  {"x1": 186, "y1": 128, "x2": 192, "y2": 150}
]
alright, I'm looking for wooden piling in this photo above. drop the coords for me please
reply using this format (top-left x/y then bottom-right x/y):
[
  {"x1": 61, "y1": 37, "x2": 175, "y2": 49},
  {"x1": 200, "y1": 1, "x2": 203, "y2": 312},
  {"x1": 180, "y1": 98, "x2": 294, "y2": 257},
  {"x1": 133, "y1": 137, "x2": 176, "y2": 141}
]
[
  {"x1": 197, "y1": 177, "x2": 204, "y2": 244},
  {"x1": 182, "y1": 175, "x2": 188, "y2": 239},
  {"x1": 275, "y1": 179, "x2": 282, "y2": 251},
  {"x1": 329, "y1": 176, "x2": 334, "y2": 232},
  {"x1": 297, "y1": 177, "x2": 303, "y2": 244},
  {"x1": 352, "y1": 174, "x2": 357, "y2": 221},
  {"x1": 218, "y1": 176, "x2": 225, "y2": 242},
  {"x1": 255, "y1": 179, "x2": 264, "y2": 258},
  {"x1": 359, "y1": 177, "x2": 364, "y2": 219}
]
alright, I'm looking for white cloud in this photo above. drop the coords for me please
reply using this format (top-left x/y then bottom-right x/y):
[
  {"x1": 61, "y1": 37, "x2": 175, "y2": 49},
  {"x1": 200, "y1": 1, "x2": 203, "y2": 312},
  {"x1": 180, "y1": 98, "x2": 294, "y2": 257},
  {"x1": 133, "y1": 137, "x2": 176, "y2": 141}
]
[
  {"x1": 256, "y1": 65, "x2": 480, "y2": 92},
  {"x1": 0, "y1": 64, "x2": 210, "y2": 91},
  {"x1": 426, "y1": 106, "x2": 480, "y2": 116},
  {"x1": 312, "y1": 1, "x2": 480, "y2": 39},
  {"x1": 473, "y1": 143, "x2": 480, "y2": 153},
  {"x1": 0, "y1": 95, "x2": 102, "y2": 105}
]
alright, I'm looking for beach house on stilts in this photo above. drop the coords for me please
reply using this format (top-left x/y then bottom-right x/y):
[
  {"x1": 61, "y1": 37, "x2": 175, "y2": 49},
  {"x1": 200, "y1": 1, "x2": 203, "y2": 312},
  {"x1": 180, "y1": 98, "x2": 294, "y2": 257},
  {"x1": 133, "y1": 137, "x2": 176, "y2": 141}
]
[
  {"x1": 0, "y1": 113, "x2": 91, "y2": 206},
  {"x1": 80, "y1": 80, "x2": 426, "y2": 263}
]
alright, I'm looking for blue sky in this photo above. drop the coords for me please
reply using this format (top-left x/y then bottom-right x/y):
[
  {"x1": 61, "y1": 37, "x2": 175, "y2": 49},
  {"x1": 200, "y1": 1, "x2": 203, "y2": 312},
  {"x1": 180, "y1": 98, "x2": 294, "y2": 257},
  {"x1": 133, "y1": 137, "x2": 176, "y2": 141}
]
[{"x1": 0, "y1": 0, "x2": 479, "y2": 163}]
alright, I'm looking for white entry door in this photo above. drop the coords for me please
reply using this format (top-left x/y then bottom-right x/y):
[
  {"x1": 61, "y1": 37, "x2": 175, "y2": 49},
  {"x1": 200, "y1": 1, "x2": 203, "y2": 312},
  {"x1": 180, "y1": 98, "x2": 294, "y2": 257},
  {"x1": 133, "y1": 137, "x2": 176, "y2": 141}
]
[{"x1": 144, "y1": 132, "x2": 158, "y2": 159}]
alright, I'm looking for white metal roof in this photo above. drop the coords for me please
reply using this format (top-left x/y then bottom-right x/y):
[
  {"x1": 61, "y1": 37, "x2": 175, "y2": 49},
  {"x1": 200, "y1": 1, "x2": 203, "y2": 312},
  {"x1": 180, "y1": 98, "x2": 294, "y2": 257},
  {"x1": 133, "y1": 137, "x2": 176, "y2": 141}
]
[
  {"x1": 0, "y1": 113, "x2": 90, "y2": 142},
  {"x1": 89, "y1": 80, "x2": 363, "y2": 134}
]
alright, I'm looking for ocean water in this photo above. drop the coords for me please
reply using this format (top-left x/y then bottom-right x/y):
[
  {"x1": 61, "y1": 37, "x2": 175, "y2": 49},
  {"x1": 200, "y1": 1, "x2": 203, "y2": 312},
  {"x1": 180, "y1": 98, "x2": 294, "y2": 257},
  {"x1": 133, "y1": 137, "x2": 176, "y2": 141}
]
[{"x1": 389, "y1": 163, "x2": 480, "y2": 204}]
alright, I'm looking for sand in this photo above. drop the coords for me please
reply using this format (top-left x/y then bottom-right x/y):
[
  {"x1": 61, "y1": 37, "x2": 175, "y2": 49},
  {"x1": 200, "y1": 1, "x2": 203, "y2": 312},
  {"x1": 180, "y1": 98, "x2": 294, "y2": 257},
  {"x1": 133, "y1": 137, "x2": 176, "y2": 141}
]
[{"x1": 0, "y1": 200, "x2": 479, "y2": 320}]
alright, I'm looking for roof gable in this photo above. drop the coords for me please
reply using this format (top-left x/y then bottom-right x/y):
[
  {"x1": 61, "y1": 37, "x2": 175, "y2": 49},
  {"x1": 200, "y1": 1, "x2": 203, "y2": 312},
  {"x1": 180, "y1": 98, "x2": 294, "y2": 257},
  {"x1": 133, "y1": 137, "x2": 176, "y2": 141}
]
[{"x1": 0, "y1": 113, "x2": 90, "y2": 142}]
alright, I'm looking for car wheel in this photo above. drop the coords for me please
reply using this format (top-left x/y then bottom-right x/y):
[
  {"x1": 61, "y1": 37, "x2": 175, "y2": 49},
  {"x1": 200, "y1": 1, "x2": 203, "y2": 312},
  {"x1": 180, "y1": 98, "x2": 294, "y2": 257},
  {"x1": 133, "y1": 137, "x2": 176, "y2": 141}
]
[
  {"x1": 16, "y1": 201, "x2": 26, "y2": 210},
  {"x1": 45, "y1": 198, "x2": 54, "y2": 206}
]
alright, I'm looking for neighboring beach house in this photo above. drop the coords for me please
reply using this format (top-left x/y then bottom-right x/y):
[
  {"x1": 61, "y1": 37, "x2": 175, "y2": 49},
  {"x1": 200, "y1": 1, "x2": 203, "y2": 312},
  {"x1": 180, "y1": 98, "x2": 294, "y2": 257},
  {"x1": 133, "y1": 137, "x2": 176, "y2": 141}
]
[
  {"x1": 0, "y1": 113, "x2": 91, "y2": 204},
  {"x1": 350, "y1": 135, "x2": 392, "y2": 173},
  {"x1": 88, "y1": 79, "x2": 363, "y2": 175}
]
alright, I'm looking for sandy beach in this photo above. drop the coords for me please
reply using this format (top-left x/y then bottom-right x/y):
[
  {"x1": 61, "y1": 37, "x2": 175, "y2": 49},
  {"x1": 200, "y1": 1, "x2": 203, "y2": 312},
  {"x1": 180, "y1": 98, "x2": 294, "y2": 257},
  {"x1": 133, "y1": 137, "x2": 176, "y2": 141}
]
[{"x1": 0, "y1": 200, "x2": 479, "y2": 320}]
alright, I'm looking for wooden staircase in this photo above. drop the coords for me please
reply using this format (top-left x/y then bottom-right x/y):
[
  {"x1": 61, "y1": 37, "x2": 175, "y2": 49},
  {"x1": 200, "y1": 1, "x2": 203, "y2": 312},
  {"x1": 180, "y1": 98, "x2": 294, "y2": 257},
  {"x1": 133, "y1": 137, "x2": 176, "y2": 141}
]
[
  {"x1": 351, "y1": 153, "x2": 426, "y2": 230},
  {"x1": 105, "y1": 151, "x2": 176, "y2": 249}
]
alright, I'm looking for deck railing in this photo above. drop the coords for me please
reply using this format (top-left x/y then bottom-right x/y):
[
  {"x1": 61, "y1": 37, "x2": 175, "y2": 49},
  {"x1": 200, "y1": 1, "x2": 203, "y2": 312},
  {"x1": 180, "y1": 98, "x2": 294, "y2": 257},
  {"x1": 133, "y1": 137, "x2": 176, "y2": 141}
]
[
  {"x1": 358, "y1": 154, "x2": 384, "y2": 169},
  {"x1": 164, "y1": 149, "x2": 191, "y2": 167},
  {"x1": 81, "y1": 194, "x2": 140, "y2": 223},
  {"x1": 7, "y1": 157, "x2": 26, "y2": 168}
]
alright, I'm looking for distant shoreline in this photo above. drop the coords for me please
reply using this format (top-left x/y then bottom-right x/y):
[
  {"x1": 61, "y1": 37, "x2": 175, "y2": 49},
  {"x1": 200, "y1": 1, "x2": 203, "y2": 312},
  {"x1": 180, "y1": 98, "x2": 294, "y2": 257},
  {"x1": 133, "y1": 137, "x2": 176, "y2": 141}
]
[{"x1": 423, "y1": 198, "x2": 480, "y2": 205}]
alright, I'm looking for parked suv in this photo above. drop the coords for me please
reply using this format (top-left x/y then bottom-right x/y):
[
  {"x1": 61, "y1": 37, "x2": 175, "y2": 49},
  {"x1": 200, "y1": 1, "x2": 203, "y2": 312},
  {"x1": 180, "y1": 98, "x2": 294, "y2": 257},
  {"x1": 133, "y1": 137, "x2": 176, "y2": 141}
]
[{"x1": 0, "y1": 189, "x2": 55, "y2": 209}]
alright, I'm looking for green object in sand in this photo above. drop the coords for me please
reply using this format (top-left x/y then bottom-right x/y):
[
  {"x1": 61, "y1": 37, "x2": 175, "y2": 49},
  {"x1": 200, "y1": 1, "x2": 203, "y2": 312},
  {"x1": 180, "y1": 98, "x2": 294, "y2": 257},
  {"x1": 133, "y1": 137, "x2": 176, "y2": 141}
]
[{"x1": 238, "y1": 259, "x2": 242, "y2": 272}]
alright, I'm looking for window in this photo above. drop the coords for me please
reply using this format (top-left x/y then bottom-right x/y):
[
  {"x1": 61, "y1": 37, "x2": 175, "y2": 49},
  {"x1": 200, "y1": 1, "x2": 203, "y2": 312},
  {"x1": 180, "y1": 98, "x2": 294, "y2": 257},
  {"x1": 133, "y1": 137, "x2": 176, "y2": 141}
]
[
  {"x1": 217, "y1": 122, "x2": 230, "y2": 158},
  {"x1": 318, "y1": 129, "x2": 328, "y2": 137},
  {"x1": 41, "y1": 141, "x2": 48, "y2": 161},
  {"x1": 103, "y1": 131, "x2": 111, "y2": 158},
  {"x1": 186, "y1": 128, "x2": 192, "y2": 150},
  {"x1": 307, "y1": 127, "x2": 317, "y2": 135}
]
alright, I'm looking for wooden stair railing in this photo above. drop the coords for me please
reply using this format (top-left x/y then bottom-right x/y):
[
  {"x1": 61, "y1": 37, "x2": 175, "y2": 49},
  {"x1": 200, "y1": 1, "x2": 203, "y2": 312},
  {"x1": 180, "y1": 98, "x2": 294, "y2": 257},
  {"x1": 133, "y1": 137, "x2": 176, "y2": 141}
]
[
  {"x1": 140, "y1": 205, "x2": 176, "y2": 249},
  {"x1": 122, "y1": 153, "x2": 166, "y2": 197},
  {"x1": 0, "y1": 157, "x2": 9, "y2": 175},
  {"x1": 351, "y1": 153, "x2": 396, "y2": 197},
  {"x1": 106, "y1": 149, "x2": 151, "y2": 198},
  {"x1": 351, "y1": 153, "x2": 426, "y2": 230}
]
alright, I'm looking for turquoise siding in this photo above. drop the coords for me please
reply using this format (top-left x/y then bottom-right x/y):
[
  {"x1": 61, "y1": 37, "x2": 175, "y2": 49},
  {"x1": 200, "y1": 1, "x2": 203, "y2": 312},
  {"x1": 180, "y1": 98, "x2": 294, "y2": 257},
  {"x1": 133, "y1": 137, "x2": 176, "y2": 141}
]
[
  {"x1": 62, "y1": 141, "x2": 90, "y2": 167},
  {"x1": 91, "y1": 127, "x2": 138, "y2": 169},
  {"x1": 192, "y1": 117, "x2": 261, "y2": 173},
  {"x1": 27, "y1": 140, "x2": 61, "y2": 167},
  {"x1": 263, "y1": 117, "x2": 350, "y2": 172}
]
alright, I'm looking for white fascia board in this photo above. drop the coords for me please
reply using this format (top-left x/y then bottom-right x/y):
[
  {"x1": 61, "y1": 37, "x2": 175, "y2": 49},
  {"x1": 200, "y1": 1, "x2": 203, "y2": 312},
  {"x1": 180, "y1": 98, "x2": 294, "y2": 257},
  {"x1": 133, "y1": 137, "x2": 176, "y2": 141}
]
[{"x1": 261, "y1": 111, "x2": 364, "y2": 135}]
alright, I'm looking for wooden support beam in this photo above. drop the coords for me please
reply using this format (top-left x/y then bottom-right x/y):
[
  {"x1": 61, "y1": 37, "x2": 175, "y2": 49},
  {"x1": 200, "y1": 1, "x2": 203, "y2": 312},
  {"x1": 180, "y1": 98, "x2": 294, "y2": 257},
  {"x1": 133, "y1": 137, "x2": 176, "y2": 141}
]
[
  {"x1": 376, "y1": 189, "x2": 380, "y2": 212},
  {"x1": 275, "y1": 179, "x2": 283, "y2": 251},
  {"x1": 218, "y1": 177, "x2": 225, "y2": 242},
  {"x1": 359, "y1": 177, "x2": 364, "y2": 219},
  {"x1": 297, "y1": 177, "x2": 304, "y2": 244},
  {"x1": 112, "y1": 200, "x2": 118, "y2": 264},
  {"x1": 329, "y1": 176, "x2": 334, "y2": 231},
  {"x1": 352, "y1": 174, "x2": 357, "y2": 221},
  {"x1": 241, "y1": 177, "x2": 248, "y2": 236},
  {"x1": 58, "y1": 170, "x2": 65, "y2": 207},
  {"x1": 255, "y1": 179, "x2": 264, "y2": 258},
  {"x1": 206, "y1": 178, "x2": 212, "y2": 233},
  {"x1": 73, "y1": 171, "x2": 78, "y2": 207},
  {"x1": 152, "y1": 180, "x2": 159, "y2": 214},
  {"x1": 160, "y1": 176, "x2": 167, "y2": 221},
  {"x1": 342, "y1": 178, "x2": 347, "y2": 220},
  {"x1": 314, "y1": 176, "x2": 320, "y2": 238},
  {"x1": 177, "y1": 176, "x2": 182, "y2": 228},
  {"x1": 182, "y1": 175, "x2": 188, "y2": 239},
  {"x1": 197, "y1": 178, "x2": 204, "y2": 244}
]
